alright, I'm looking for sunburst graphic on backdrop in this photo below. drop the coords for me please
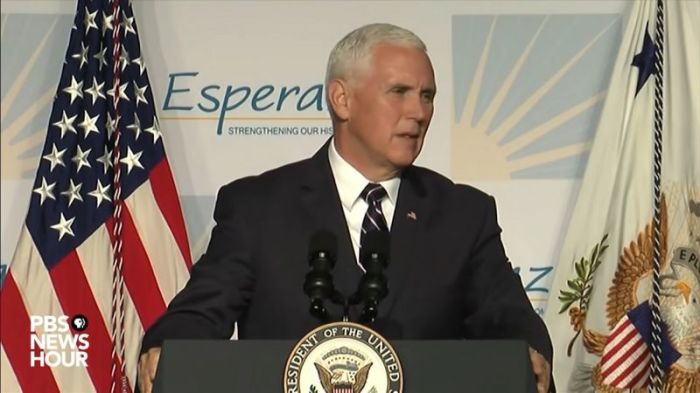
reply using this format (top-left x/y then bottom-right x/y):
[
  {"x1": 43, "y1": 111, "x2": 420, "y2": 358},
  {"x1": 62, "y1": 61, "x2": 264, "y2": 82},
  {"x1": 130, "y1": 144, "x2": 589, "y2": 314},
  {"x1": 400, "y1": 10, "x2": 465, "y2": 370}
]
[
  {"x1": 1, "y1": 13, "x2": 72, "y2": 180},
  {"x1": 451, "y1": 14, "x2": 622, "y2": 180}
]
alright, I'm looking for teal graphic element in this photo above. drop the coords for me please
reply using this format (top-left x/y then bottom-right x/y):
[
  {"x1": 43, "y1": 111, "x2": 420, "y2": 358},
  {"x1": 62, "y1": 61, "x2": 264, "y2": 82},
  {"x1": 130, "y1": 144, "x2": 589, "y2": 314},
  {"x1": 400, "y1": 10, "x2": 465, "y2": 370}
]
[
  {"x1": 0, "y1": 263, "x2": 7, "y2": 288},
  {"x1": 451, "y1": 14, "x2": 622, "y2": 179}
]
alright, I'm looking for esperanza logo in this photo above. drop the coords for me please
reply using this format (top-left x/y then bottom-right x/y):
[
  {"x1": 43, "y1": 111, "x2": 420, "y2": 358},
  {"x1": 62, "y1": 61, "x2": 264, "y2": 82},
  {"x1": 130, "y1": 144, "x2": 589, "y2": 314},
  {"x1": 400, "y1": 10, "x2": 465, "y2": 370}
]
[
  {"x1": 30, "y1": 315, "x2": 89, "y2": 367},
  {"x1": 162, "y1": 72, "x2": 325, "y2": 135}
]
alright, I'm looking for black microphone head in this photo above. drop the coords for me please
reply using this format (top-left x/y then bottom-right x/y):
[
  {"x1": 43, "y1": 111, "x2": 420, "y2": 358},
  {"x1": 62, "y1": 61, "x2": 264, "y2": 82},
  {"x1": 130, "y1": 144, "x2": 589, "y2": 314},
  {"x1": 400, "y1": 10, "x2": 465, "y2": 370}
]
[
  {"x1": 360, "y1": 231, "x2": 390, "y2": 261},
  {"x1": 308, "y1": 230, "x2": 337, "y2": 261}
]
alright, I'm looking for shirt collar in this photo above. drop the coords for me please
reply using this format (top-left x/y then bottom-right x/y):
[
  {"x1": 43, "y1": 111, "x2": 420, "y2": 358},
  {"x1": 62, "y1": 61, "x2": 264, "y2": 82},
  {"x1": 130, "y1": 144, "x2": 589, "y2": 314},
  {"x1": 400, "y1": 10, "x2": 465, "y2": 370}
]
[{"x1": 328, "y1": 138, "x2": 401, "y2": 210}]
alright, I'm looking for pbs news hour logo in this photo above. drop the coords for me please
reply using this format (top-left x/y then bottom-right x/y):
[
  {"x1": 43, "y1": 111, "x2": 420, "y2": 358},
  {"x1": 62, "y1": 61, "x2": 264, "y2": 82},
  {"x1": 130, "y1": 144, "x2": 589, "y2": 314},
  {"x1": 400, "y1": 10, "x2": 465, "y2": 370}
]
[{"x1": 30, "y1": 314, "x2": 89, "y2": 367}]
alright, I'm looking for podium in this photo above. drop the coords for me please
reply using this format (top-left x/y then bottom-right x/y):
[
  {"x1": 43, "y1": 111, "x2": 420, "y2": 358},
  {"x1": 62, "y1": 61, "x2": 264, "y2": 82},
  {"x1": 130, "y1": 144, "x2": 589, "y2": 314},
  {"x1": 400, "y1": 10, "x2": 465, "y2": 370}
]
[{"x1": 153, "y1": 339, "x2": 536, "y2": 392}]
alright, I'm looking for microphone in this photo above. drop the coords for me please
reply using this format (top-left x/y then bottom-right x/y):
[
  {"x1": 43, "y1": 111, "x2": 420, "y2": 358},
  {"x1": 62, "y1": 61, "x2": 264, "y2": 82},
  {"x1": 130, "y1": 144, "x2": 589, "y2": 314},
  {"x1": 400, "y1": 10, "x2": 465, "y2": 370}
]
[
  {"x1": 303, "y1": 230, "x2": 338, "y2": 321},
  {"x1": 354, "y1": 231, "x2": 390, "y2": 323}
]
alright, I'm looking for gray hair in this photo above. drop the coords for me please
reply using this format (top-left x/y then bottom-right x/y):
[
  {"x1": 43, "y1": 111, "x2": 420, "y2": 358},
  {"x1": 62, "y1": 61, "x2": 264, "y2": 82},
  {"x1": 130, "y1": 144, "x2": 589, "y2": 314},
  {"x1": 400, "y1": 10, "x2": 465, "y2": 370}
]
[{"x1": 325, "y1": 23, "x2": 427, "y2": 88}]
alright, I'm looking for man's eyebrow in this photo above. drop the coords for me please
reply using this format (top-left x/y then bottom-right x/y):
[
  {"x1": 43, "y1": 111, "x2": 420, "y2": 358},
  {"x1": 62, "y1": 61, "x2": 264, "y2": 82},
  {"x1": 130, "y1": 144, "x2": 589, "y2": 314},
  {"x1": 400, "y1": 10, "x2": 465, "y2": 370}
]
[
  {"x1": 387, "y1": 83, "x2": 435, "y2": 93},
  {"x1": 388, "y1": 83, "x2": 411, "y2": 90}
]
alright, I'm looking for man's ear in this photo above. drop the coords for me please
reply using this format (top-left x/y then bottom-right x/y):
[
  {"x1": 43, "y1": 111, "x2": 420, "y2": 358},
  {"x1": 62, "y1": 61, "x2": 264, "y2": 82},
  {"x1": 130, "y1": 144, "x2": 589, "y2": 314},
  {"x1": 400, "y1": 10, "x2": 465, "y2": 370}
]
[{"x1": 327, "y1": 79, "x2": 351, "y2": 121}]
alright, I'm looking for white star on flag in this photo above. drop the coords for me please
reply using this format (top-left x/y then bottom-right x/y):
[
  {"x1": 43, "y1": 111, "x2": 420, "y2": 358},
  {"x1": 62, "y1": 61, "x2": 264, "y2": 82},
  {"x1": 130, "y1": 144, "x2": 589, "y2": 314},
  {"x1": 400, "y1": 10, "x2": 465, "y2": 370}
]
[
  {"x1": 60, "y1": 179, "x2": 84, "y2": 207},
  {"x1": 52, "y1": 111, "x2": 78, "y2": 138},
  {"x1": 134, "y1": 83, "x2": 149, "y2": 106},
  {"x1": 50, "y1": 213, "x2": 76, "y2": 241},
  {"x1": 145, "y1": 117, "x2": 162, "y2": 143},
  {"x1": 96, "y1": 148, "x2": 113, "y2": 174},
  {"x1": 42, "y1": 144, "x2": 67, "y2": 171},
  {"x1": 101, "y1": 11, "x2": 113, "y2": 36},
  {"x1": 33, "y1": 177, "x2": 57, "y2": 206},
  {"x1": 88, "y1": 179, "x2": 111, "y2": 207},
  {"x1": 106, "y1": 112, "x2": 119, "y2": 139},
  {"x1": 107, "y1": 81, "x2": 129, "y2": 101},
  {"x1": 132, "y1": 56, "x2": 146, "y2": 76},
  {"x1": 79, "y1": 110, "x2": 100, "y2": 136},
  {"x1": 71, "y1": 145, "x2": 92, "y2": 173},
  {"x1": 93, "y1": 45, "x2": 108, "y2": 71},
  {"x1": 119, "y1": 46, "x2": 130, "y2": 71},
  {"x1": 127, "y1": 113, "x2": 142, "y2": 139},
  {"x1": 120, "y1": 146, "x2": 144, "y2": 173},
  {"x1": 71, "y1": 42, "x2": 89, "y2": 69},
  {"x1": 83, "y1": 7, "x2": 98, "y2": 33},
  {"x1": 62, "y1": 76, "x2": 84, "y2": 104},
  {"x1": 85, "y1": 77, "x2": 106, "y2": 104},
  {"x1": 121, "y1": 10, "x2": 136, "y2": 36}
]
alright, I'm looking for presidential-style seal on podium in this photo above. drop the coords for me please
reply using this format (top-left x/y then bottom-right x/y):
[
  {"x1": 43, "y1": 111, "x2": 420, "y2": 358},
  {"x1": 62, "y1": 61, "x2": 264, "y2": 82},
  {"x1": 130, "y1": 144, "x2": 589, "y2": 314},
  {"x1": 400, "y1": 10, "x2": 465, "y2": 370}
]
[{"x1": 284, "y1": 321, "x2": 403, "y2": 393}]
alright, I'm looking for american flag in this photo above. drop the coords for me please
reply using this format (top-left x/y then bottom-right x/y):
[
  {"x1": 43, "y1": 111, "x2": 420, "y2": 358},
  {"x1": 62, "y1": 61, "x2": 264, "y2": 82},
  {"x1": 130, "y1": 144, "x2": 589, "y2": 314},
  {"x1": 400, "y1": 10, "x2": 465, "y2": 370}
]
[
  {"x1": 600, "y1": 301, "x2": 680, "y2": 389},
  {"x1": 0, "y1": 1, "x2": 192, "y2": 392}
]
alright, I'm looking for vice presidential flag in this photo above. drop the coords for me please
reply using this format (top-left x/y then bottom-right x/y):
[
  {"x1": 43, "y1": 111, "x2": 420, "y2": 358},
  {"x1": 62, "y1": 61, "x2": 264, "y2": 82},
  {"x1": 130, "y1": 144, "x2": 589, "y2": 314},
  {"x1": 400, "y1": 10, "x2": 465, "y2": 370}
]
[
  {"x1": 544, "y1": 0, "x2": 699, "y2": 392},
  {"x1": 0, "y1": 1, "x2": 192, "y2": 392}
]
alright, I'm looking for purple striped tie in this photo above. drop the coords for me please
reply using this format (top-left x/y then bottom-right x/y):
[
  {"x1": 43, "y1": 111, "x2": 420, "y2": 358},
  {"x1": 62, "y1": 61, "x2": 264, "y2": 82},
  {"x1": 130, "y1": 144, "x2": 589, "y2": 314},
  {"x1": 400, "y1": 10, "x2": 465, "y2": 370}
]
[{"x1": 360, "y1": 183, "x2": 388, "y2": 249}]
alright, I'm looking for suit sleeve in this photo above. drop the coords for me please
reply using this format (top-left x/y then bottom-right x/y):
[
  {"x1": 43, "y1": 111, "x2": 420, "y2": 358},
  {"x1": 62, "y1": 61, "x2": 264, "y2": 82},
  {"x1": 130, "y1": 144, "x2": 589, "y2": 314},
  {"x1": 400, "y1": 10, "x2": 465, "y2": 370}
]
[
  {"x1": 461, "y1": 195, "x2": 553, "y2": 363},
  {"x1": 140, "y1": 182, "x2": 256, "y2": 352}
]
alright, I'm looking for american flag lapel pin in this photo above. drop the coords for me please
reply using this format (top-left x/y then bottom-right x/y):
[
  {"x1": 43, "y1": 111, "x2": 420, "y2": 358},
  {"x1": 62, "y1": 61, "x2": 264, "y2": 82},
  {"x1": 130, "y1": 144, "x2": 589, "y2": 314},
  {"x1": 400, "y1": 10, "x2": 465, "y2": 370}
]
[{"x1": 406, "y1": 211, "x2": 417, "y2": 221}]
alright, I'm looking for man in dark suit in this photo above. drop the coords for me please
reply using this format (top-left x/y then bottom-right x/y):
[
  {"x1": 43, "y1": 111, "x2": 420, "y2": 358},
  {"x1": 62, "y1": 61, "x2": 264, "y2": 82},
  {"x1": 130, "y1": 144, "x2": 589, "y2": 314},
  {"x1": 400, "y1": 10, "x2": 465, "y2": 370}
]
[{"x1": 139, "y1": 23, "x2": 552, "y2": 393}]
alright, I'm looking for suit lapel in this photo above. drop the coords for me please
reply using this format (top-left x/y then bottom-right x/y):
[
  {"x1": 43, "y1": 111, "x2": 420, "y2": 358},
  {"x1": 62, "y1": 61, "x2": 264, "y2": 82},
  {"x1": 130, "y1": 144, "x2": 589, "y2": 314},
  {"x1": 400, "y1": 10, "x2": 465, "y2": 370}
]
[
  {"x1": 298, "y1": 142, "x2": 361, "y2": 301},
  {"x1": 297, "y1": 143, "x2": 433, "y2": 323},
  {"x1": 380, "y1": 166, "x2": 432, "y2": 318}
]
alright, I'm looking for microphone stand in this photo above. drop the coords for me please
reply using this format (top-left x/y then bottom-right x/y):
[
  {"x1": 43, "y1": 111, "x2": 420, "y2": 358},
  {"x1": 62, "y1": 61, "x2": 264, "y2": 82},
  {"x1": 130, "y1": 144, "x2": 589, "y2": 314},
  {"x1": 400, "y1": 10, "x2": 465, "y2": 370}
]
[
  {"x1": 351, "y1": 248, "x2": 389, "y2": 324},
  {"x1": 305, "y1": 231, "x2": 390, "y2": 325},
  {"x1": 304, "y1": 231, "x2": 339, "y2": 323}
]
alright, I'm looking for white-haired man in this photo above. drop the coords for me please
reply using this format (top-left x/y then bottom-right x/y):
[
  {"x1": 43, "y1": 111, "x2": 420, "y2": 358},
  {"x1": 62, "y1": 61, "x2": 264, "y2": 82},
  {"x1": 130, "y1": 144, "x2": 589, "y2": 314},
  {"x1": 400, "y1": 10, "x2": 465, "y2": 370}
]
[{"x1": 139, "y1": 23, "x2": 553, "y2": 393}]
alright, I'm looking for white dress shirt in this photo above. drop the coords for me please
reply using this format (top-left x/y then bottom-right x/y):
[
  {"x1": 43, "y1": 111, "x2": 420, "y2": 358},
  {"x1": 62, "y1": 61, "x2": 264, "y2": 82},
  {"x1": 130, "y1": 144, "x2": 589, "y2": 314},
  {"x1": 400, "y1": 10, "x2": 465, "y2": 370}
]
[{"x1": 328, "y1": 138, "x2": 401, "y2": 266}]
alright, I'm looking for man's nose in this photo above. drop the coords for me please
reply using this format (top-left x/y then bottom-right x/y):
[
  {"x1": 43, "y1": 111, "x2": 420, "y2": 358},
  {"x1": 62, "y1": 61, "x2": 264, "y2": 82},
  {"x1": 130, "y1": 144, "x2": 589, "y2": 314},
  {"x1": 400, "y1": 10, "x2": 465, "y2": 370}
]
[{"x1": 405, "y1": 94, "x2": 430, "y2": 122}]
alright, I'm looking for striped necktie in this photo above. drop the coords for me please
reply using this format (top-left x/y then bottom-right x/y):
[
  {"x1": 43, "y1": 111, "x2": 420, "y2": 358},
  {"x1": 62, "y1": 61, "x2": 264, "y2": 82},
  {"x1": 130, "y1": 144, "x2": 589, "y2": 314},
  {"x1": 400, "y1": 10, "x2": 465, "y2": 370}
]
[{"x1": 359, "y1": 183, "x2": 389, "y2": 250}]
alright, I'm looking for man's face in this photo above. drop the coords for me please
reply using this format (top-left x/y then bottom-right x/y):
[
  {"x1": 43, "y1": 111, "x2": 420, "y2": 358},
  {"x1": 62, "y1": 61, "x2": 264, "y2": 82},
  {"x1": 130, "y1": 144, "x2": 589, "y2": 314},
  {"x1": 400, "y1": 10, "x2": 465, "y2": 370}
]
[{"x1": 342, "y1": 43, "x2": 436, "y2": 178}]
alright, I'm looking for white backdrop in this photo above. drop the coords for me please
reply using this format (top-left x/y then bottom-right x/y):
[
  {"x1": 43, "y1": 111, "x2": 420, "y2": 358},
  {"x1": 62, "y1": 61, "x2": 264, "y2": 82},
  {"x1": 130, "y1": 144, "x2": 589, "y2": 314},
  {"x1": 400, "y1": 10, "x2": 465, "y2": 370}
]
[{"x1": 1, "y1": 0, "x2": 630, "y2": 317}]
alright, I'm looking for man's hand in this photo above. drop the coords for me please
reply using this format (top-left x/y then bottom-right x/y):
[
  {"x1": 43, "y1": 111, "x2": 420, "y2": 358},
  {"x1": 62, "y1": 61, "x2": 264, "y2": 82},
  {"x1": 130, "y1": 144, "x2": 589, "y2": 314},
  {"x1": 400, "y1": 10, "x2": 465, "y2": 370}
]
[
  {"x1": 529, "y1": 346, "x2": 551, "y2": 393},
  {"x1": 138, "y1": 347, "x2": 161, "y2": 393}
]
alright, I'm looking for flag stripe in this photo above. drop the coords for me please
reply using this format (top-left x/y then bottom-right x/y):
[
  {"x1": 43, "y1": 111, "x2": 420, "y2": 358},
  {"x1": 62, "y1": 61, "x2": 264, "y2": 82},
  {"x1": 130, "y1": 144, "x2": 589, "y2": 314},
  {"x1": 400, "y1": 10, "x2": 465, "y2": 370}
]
[
  {"x1": 122, "y1": 289, "x2": 145, "y2": 391},
  {"x1": 5, "y1": 228, "x2": 94, "y2": 392},
  {"x1": 610, "y1": 344, "x2": 650, "y2": 387},
  {"x1": 149, "y1": 158, "x2": 193, "y2": 268},
  {"x1": 105, "y1": 212, "x2": 166, "y2": 331},
  {"x1": 75, "y1": 225, "x2": 116, "y2": 340},
  {"x1": 49, "y1": 250, "x2": 133, "y2": 393},
  {"x1": 601, "y1": 334, "x2": 645, "y2": 378},
  {"x1": 628, "y1": 359, "x2": 651, "y2": 389},
  {"x1": 1, "y1": 346, "x2": 22, "y2": 393},
  {"x1": 124, "y1": 179, "x2": 189, "y2": 302},
  {"x1": 622, "y1": 351, "x2": 651, "y2": 388},
  {"x1": 0, "y1": 273, "x2": 61, "y2": 393},
  {"x1": 602, "y1": 337, "x2": 646, "y2": 382},
  {"x1": 600, "y1": 320, "x2": 636, "y2": 365},
  {"x1": 77, "y1": 224, "x2": 144, "y2": 391}
]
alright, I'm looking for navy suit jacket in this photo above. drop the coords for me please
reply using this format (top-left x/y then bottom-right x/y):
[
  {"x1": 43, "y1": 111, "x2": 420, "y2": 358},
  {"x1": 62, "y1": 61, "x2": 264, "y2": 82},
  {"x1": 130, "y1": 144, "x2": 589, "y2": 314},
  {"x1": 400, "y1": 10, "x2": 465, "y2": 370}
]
[{"x1": 142, "y1": 141, "x2": 553, "y2": 363}]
